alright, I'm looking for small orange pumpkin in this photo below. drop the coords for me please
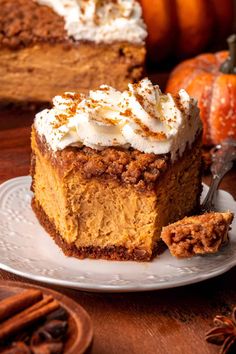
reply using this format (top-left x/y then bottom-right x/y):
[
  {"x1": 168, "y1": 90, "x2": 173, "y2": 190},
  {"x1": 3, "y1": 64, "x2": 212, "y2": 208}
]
[
  {"x1": 139, "y1": 0, "x2": 234, "y2": 63},
  {"x1": 166, "y1": 35, "x2": 236, "y2": 146}
]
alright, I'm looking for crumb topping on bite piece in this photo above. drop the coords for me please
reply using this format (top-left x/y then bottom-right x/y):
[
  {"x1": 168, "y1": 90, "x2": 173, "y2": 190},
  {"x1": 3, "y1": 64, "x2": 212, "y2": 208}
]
[
  {"x1": 161, "y1": 212, "x2": 234, "y2": 258},
  {"x1": 34, "y1": 78, "x2": 202, "y2": 159}
]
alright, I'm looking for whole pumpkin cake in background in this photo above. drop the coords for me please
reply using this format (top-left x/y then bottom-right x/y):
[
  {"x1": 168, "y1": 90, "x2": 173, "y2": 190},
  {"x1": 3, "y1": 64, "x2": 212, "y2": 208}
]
[
  {"x1": 31, "y1": 78, "x2": 203, "y2": 261},
  {"x1": 166, "y1": 35, "x2": 236, "y2": 146},
  {"x1": 0, "y1": 0, "x2": 146, "y2": 103}
]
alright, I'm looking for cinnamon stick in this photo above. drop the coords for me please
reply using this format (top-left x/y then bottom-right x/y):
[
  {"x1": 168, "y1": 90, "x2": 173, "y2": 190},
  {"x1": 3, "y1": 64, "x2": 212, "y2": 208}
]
[
  {"x1": 8, "y1": 295, "x2": 54, "y2": 322},
  {"x1": 0, "y1": 289, "x2": 42, "y2": 323},
  {"x1": 0, "y1": 296, "x2": 60, "y2": 341}
]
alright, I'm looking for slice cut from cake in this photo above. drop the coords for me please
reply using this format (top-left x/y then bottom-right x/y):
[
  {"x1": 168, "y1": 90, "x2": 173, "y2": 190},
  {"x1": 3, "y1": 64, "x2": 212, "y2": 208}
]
[
  {"x1": 31, "y1": 78, "x2": 202, "y2": 261},
  {"x1": 161, "y1": 212, "x2": 234, "y2": 258},
  {"x1": 0, "y1": 0, "x2": 146, "y2": 103}
]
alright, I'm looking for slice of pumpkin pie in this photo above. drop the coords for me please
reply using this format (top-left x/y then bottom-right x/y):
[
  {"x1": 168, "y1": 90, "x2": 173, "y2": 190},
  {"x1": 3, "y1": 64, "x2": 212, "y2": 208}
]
[{"x1": 31, "y1": 78, "x2": 202, "y2": 261}]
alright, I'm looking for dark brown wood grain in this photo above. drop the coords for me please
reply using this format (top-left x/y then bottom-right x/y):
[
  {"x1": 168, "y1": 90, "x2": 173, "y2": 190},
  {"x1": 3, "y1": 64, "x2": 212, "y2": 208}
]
[{"x1": 0, "y1": 101, "x2": 236, "y2": 354}]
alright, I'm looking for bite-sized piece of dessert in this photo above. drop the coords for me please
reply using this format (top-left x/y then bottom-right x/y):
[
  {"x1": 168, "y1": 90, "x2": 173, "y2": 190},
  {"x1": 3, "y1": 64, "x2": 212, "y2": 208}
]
[
  {"x1": 161, "y1": 211, "x2": 234, "y2": 258},
  {"x1": 31, "y1": 78, "x2": 202, "y2": 261},
  {"x1": 0, "y1": 0, "x2": 146, "y2": 103}
]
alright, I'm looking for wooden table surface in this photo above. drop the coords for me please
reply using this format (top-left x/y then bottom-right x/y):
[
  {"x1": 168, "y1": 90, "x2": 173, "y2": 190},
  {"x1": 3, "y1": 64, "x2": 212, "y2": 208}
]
[{"x1": 0, "y1": 105, "x2": 236, "y2": 354}]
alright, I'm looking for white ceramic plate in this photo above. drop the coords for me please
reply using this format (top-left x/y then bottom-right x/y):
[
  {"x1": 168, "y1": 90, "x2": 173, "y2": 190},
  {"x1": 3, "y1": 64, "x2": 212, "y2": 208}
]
[{"x1": 0, "y1": 176, "x2": 235, "y2": 292}]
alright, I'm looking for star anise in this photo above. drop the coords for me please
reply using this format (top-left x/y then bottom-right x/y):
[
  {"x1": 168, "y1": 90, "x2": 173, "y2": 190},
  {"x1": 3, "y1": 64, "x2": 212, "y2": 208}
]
[{"x1": 206, "y1": 307, "x2": 236, "y2": 354}]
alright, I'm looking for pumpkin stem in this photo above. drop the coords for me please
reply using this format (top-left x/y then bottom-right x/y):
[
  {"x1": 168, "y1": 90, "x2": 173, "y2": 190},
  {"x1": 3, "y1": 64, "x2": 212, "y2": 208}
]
[{"x1": 220, "y1": 34, "x2": 236, "y2": 74}]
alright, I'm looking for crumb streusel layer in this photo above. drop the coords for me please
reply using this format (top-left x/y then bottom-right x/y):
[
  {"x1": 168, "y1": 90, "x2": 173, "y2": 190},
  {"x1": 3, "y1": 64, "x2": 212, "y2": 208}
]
[{"x1": 0, "y1": 0, "x2": 67, "y2": 49}]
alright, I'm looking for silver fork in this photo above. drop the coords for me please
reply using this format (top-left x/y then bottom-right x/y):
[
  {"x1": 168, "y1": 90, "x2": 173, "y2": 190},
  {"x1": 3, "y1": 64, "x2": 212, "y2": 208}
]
[{"x1": 201, "y1": 139, "x2": 236, "y2": 213}]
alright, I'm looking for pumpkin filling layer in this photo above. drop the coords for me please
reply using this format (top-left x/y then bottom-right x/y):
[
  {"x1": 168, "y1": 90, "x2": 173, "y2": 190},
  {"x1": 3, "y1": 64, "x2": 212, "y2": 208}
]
[{"x1": 31, "y1": 129, "x2": 202, "y2": 261}]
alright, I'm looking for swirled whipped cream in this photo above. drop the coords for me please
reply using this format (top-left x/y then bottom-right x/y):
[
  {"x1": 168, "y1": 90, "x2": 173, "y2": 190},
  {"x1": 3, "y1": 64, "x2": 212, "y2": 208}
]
[
  {"x1": 35, "y1": 0, "x2": 147, "y2": 44},
  {"x1": 35, "y1": 78, "x2": 202, "y2": 160}
]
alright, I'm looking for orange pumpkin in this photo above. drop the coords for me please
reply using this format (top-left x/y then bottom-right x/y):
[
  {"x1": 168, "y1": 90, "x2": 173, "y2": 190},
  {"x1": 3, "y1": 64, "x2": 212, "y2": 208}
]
[
  {"x1": 139, "y1": 0, "x2": 234, "y2": 63},
  {"x1": 166, "y1": 35, "x2": 236, "y2": 146}
]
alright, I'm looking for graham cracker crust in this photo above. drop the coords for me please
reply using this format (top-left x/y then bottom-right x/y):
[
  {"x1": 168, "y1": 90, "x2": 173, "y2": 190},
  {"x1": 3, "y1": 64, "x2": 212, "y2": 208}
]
[{"x1": 32, "y1": 198, "x2": 165, "y2": 262}]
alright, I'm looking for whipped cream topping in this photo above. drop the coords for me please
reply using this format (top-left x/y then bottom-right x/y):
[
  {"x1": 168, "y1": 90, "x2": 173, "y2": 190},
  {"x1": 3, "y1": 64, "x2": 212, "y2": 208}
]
[
  {"x1": 35, "y1": 0, "x2": 147, "y2": 44},
  {"x1": 35, "y1": 78, "x2": 202, "y2": 160}
]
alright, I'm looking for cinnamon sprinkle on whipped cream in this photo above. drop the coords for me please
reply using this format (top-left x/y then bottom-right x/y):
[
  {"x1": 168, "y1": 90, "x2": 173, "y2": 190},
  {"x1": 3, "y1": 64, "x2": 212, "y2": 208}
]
[
  {"x1": 34, "y1": 78, "x2": 202, "y2": 160},
  {"x1": 35, "y1": 0, "x2": 147, "y2": 44}
]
